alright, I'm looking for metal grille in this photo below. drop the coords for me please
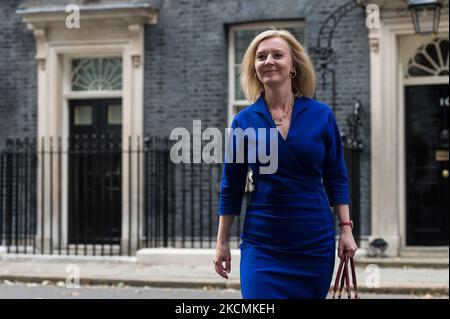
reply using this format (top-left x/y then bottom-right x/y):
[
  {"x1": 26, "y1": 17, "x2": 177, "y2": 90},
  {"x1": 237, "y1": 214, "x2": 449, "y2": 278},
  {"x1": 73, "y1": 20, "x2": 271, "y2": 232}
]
[{"x1": 0, "y1": 136, "x2": 247, "y2": 256}]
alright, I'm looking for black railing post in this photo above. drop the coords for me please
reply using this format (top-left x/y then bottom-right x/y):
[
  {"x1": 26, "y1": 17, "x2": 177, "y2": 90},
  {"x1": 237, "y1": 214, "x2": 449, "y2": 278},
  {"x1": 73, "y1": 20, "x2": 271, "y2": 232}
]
[
  {"x1": 342, "y1": 101, "x2": 364, "y2": 246},
  {"x1": 128, "y1": 136, "x2": 132, "y2": 256},
  {"x1": 190, "y1": 162, "x2": 194, "y2": 248},
  {"x1": 163, "y1": 138, "x2": 169, "y2": 248},
  {"x1": 31, "y1": 142, "x2": 37, "y2": 255},
  {"x1": 99, "y1": 135, "x2": 105, "y2": 255},
  {"x1": 351, "y1": 148, "x2": 361, "y2": 243},
  {"x1": 40, "y1": 137, "x2": 45, "y2": 254},
  {"x1": 156, "y1": 137, "x2": 160, "y2": 247},
  {"x1": 83, "y1": 136, "x2": 88, "y2": 255},
  {"x1": 208, "y1": 163, "x2": 213, "y2": 248},
  {"x1": 49, "y1": 137, "x2": 53, "y2": 254},
  {"x1": 199, "y1": 161, "x2": 203, "y2": 248},
  {"x1": 14, "y1": 139, "x2": 20, "y2": 253},
  {"x1": 152, "y1": 137, "x2": 156, "y2": 248},
  {"x1": 108, "y1": 135, "x2": 114, "y2": 255},
  {"x1": 181, "y1": 161, "x2": 186, "y2": 248},
  {"x1": 137, "y1": 136, "x2": 141, "y2": 251},
  {"x1": 58, "y1": 137, "x2": 62, "y2": 255},
  {"x1": 5, "y1": 141, "x2": 13, "y2": 253},
  {"x1": 148, "y1": 137, "x2": 154, "y2": 248},
  {"x1": 0, "y1": 150, "x2": 4, "y2": 248},
  {"x1": 24, "y1": 138, "x2": 30, "y2": 254},
  {"x1": 74, "y1": 135, "x2": 80, "y2": 255},
  {"x1": 91, "y1": 135, "x2": 97, "y2": 256},
  {"x1": 144, "y1": 136, "x2": 150, "y2": 248},
  {"x1": 169, "y1": 139, "x2": 176, "y2": 248}
]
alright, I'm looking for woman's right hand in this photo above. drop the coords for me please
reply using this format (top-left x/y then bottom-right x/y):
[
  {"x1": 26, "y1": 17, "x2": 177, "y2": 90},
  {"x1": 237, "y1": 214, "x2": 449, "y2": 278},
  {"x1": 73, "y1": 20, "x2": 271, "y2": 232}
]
[{"x1": 213, "y1": 243, "x2": 231, "y2": 279}]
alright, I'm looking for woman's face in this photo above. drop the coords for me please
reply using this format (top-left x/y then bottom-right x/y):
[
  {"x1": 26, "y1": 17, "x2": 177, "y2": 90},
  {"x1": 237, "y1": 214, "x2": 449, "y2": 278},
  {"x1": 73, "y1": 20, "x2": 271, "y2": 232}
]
[{"x1": 254, "y1": 36, "x2": 294, "y2": 88}]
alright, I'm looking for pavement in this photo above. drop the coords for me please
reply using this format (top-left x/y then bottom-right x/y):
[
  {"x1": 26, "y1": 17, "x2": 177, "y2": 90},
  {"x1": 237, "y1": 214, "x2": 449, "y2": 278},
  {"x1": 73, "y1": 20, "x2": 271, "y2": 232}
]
[{"x1": 0, "y1": 249, "x2": 448, "y2": 297}]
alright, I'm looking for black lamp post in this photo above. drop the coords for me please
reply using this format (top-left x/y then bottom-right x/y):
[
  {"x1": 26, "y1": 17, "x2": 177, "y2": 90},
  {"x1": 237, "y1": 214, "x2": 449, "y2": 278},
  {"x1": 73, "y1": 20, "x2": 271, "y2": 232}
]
[{"x1": 408, "y1": 0, "x2": 442, "y2": 35}]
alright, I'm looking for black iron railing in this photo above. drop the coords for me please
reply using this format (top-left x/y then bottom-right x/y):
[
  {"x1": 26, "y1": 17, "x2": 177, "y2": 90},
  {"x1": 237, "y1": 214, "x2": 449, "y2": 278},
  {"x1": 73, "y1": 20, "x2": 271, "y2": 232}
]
[
  {"x1": 342, "y1": 101, "x2": 364, "y2": 245},
  {"x1": 0, "y1": 136, "x2": 248, "y2": 256},
  {"x1": 0, "y1": 139, "x2": 38, "y2": 254},
  {"x1": 0, "y1": 131, "x2": 359, "y2": 256}
]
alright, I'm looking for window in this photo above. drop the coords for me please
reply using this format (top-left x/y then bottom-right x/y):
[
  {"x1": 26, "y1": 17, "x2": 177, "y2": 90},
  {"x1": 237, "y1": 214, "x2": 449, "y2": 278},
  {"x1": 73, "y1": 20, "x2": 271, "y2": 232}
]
[
  {"x1": 228, "y1": 22, "x2": 305, "y2": 125},
  {"x1": 108, "y1": 104, "x2": 122, "y2": 125},
  {"x1": 74, "y1": 105, "x2": 93, "y2": 125},
  {"x1": 71, "y1": 57, "x2": 122, "y2": 91},
  {"x1": 406, "y1": 37, "x2": 449, "y2": 77}
]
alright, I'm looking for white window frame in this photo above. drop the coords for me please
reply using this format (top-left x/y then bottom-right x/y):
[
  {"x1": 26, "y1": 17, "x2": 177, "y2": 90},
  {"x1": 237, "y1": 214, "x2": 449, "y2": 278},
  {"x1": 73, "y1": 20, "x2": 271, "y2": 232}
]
[
  {"x1": 403, "y1": 36, "x2": 449, "y2": 85},
  {"x1": 63, "y1": 54, "x2": 124, "y2": 99}
]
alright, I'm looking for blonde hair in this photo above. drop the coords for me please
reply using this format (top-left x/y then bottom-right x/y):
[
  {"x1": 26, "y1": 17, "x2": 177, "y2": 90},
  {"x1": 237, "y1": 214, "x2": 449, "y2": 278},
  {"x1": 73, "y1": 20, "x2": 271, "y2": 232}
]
[{"x1": 240, "y1": 28, "x2": 316, "y2": 102}]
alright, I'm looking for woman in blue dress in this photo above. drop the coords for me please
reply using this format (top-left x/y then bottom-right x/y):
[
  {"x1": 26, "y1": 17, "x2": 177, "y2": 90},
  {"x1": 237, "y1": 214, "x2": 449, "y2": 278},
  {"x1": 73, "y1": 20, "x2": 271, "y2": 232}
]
[{"x1": 213, "y1": 29, "x2": 358, "y2": 299}]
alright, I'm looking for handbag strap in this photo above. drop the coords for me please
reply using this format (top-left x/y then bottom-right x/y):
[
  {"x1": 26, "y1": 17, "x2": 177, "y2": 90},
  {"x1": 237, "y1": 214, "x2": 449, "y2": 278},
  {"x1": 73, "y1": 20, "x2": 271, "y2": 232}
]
[
  {"x1": 332, "y1": 253, "x2": 345, "y2": 298},
  {"x1": 332, "y1": 251, "x2": 359, "y2": 299},
  {"x1": 350, "y1": 255, "x2": 359, "y2": 298}
]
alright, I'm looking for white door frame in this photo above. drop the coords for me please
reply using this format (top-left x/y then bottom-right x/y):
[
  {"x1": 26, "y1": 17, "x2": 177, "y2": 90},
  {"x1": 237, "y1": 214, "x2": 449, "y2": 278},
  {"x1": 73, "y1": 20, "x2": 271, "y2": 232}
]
[
  {"x1": 17, "y1": 7, "x2": 156, "y2": 253},
  {"x1": 399, "y1": 35, "x2": 449, "y2": 253},
  {"x1": 369, "y1": 14, "x2": 449, "y2": 256}
]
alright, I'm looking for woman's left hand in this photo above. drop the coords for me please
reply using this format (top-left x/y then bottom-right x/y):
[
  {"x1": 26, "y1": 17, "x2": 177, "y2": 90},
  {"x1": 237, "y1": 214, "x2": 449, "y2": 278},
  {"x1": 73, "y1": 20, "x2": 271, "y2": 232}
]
[{"x1": 338, "y1": 229, "x2": 358, "y2": 259}]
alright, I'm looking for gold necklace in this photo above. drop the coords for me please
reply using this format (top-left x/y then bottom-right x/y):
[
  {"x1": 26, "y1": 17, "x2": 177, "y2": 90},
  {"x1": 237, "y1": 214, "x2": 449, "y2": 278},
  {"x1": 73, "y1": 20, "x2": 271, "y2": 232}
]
[{"x1": 268, "y1": 97, "x2": 295, "y2": 127}]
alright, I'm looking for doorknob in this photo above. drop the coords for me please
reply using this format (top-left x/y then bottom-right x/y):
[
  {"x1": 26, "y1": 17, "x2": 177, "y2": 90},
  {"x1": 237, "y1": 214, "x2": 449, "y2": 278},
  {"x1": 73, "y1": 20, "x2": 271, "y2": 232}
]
[{"x1": 442, "y1": 169, "x2": 449, "y2": 178}]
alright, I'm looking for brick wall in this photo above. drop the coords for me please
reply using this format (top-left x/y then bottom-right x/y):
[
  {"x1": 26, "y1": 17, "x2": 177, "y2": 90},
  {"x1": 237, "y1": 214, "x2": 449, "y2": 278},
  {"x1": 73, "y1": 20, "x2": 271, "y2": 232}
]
[{"x1": 0, "y1": 0, "x2": 37, "y2": 149}]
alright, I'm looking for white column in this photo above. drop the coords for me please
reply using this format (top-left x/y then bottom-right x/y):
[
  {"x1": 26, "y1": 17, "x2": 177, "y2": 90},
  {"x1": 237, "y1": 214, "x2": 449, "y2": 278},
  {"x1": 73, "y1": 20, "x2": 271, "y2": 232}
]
[
  {"x1": 33, "y1": 27, "x2": 51, "y2": 251},
  {"x1": 121, "y1": 24, "x2": 145, "y2": 253},
  {"x1": 369, "y1": 24, "x2": 401, "y2": 257}
]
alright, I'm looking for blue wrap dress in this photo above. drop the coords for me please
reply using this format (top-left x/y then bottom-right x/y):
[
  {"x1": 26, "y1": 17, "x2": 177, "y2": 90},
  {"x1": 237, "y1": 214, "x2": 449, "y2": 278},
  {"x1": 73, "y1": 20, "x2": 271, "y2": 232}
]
[{"x1": 218, "y1": 94, "x2": 350, "y2": 299}]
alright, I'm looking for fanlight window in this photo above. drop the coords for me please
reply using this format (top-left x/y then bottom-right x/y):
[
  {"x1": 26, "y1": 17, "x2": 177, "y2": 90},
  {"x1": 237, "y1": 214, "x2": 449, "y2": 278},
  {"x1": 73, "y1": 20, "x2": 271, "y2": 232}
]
[
  {"x1": 71, "y1": 57, "x2": 122, "y2": 91},
  {"x1": 406, "y1": 37, "x2": 449, "y2": 77}
]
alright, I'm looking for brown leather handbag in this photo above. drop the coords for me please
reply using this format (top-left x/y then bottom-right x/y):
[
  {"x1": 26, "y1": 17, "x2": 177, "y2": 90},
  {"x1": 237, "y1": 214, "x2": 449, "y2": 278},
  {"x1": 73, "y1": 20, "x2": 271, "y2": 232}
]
[{"x1": 332, "y1": 251, "x2": 360, "y2": 299}]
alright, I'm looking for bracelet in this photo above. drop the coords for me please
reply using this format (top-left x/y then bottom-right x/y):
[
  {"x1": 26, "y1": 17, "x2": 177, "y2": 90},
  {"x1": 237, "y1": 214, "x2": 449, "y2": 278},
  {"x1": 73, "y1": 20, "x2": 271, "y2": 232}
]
[{"x1": 339, "y1": 220, "x2": 353, "y2": 229}]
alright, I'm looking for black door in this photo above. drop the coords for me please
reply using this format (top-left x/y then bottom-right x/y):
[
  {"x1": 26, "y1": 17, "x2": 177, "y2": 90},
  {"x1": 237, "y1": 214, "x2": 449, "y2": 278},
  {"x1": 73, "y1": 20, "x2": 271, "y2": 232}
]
[
  {"x1": 405, "y1": 84, "x2": 449, "y2": 246},
  {"x1": 68, "y1": 99, "x2": 122, "y2": 244}
]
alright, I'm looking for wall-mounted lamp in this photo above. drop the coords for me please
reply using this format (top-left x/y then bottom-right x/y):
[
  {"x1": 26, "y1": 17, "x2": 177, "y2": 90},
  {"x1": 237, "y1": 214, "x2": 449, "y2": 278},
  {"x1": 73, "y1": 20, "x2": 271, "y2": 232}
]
[{"x1": 408, "y1": 0, "x2": 442, "y2": 35}]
